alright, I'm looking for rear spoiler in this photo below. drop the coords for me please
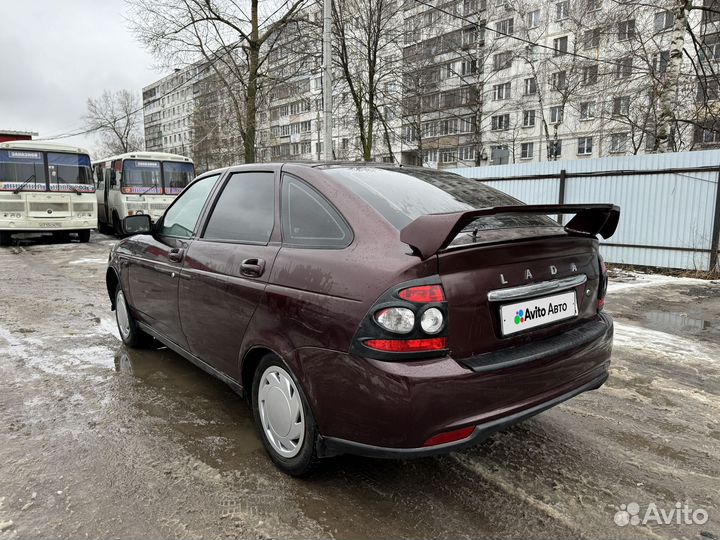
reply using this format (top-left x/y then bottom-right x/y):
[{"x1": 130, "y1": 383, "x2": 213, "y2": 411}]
[{"x1": 400, "y1": 204, "x2": 620, "y2": 260}]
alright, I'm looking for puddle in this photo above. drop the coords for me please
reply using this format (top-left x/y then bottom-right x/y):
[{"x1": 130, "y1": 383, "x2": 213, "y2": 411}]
[{"x1": 644, "y1": 310, "x2": 711, "y2": 331}]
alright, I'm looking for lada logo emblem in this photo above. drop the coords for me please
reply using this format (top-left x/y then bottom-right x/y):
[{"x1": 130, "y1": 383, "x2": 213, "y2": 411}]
[{"x1": 47, "y1": 209, "x2": 53, "y2": 215}]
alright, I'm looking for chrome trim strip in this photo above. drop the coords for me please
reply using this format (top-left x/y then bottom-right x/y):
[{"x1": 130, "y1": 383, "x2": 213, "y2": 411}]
[{"x1": 487, "y1": 274, "x2": 588, "y2": 302}]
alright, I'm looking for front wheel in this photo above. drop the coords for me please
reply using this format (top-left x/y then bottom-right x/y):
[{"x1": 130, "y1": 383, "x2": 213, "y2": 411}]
[
  {"x1": 0, "y1": 231, "x2": 11, "y2": 247},
  {"x1": 115, "y1": 286, "x2": 153, "y2": 348},
  {"x1": 252, "y1": 355, "x2": 319, "y2": 476},
  {"x1": 77, "y1": 229, "x2": 91, "y2": 243}
]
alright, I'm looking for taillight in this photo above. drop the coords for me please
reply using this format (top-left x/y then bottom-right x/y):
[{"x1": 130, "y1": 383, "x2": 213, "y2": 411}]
[
  {"x1": 598, "y1": 254, "x2": 608, "y2": 311},
  {"x1": 351, "y1": 277, "x2": 450, "y2": 360},
  {"x1": 398, "y1": 284, "x2": 445, "y2": 303},
  {"x1": 365, "y1": 337, "x2": 447, "y2": 352}
]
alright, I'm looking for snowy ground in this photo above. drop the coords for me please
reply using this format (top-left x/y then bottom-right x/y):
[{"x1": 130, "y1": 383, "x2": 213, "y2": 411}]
[{"x1": 0, "y1": 234, "x2": 718, "y2": 539}]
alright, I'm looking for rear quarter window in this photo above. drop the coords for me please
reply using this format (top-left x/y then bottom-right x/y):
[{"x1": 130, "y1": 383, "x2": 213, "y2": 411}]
[{"x1": 281, "y1": 174, "x2": 352, "y2": 248}]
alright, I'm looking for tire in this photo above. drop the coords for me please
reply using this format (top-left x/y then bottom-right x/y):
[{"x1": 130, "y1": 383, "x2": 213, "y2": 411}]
[
  {"x1": 77, "y1": 229, "x2": 91, "y2": 243},
  {"x1": 0, "y1": 231, "x2": 11, "y2": 247},
  {"x1": 112, "y1": 211, "x2": 123, "y2": 237},
  {"x1": 252, "y1": 355, "x2": 320, "y2": 476},
  {"x1": 114, "y1": 285, "x2": 153, "y2": 348},
  {"x1": 53, "y1": 231, "x2": 71, "y2": 243}
]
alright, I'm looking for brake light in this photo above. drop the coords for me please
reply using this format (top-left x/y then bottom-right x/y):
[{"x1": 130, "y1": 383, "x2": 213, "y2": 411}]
[
  {"x1": 398, "y1": 284, "x2": 445, "y2": 303},
  {"x1": 365, "y1": 337, "x2": 447, "y2": 352},
  {"x1": 423, "y1": 426, "x2": 475, "y2": 447}
]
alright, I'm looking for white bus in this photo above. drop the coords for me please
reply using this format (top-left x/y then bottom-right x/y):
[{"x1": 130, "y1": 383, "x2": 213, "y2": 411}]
[
  {"x1": 0, "y1": 140, "x2": 96, "y2": 246},
  {"x1": 93, "y1": 151, "x2": 194, "y2": 234}
]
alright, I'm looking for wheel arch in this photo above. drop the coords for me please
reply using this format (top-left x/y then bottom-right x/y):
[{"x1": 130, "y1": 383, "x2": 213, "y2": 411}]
[{"x1": 106, "y1": 267, "x2": 120, "y2": 310}]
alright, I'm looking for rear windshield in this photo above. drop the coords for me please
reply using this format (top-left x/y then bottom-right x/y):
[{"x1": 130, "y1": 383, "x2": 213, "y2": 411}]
[{"x1": 325, "y1": 167, "x2": 558, "y2": 231}]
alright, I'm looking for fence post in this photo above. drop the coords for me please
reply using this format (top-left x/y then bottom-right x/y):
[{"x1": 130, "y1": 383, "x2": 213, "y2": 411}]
[
  {"x1": 709, "y1": 168, "x2": 720, "y2": 271},
  {"x1": 557, "y1": 169, "x2": 567, "y2": 225}
]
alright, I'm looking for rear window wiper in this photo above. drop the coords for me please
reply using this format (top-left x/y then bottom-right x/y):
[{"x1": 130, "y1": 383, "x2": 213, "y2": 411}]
[{"x1": 13, "y1": 174, "x2": 36, "y2": 194}]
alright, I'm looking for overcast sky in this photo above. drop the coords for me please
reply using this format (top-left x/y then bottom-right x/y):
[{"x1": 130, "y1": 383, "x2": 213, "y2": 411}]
[{"x1": 0, "y1": 0, "x2": 164, "y2": 153}]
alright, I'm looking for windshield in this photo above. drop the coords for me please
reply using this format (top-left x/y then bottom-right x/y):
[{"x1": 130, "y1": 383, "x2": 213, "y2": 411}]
[
  {"x1": 48, "y1": 152, "x2": 94, "y2": 192},
  {"x1": 162, "y1": 161, "x2": 195, "y2": 194},
  {"x1": 163, "y1": 161, "x2": 195, "y2": 195},
  {"x1": 0, "y1": 149, "x2": 47, "y2": 191},
  {"x1": 326, "y1": 167, "x2": 558, "y2": 231},
  {"x1": 122, "y1": 160, "x2": 162, "y2": 194}
]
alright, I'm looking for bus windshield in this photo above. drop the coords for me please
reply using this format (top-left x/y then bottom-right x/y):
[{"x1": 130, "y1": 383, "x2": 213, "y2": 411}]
[
  {"x1": 163, "y1": 161, "x2": 195, "y2": 194},
  {"x1": 48, "y1": 153, "x2": 93, "y2": 192},
  {"x1": 0, "y1": 149, "x2": 47, "y2": 191},
  {"x1": 122, "y1": 160, "x2": 162, "y2": 194}
]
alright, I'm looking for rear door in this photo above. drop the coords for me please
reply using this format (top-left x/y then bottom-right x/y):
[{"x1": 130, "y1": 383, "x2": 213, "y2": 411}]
[{"x1": 178, "y1": 168, "x2": 279, "y2": 379}]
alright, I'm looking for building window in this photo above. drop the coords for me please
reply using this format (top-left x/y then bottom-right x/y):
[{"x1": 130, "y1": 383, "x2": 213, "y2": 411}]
[
  {"x1": 459, "y1": 145, "x2": 475, "y2": 160},
  {"x1": 553, "y1": 36, "x2": 569, "y2": 55},
  {"x1": 551, "y1": 71, "x2": 567, "y2": 91},
  {"x1": 493, "y1": 82, "x2": 512, "y2": 100},
  {"x1": 521, "y1": 142, "x2": 534, "y2": 158},
  {"x1": 610, "y1": 132, "x2": 629, "y2": 152},
  {"x1": 556, "y1": 1, "x2": 569, "y2": 20},
  {"x1": 491, "y1": 145, "x2": 509, "y2": 164},
  {"x1": 653, "y1": 50, "x2": 670, "y2": 74},
  {"x1": 577, "y1": 137, "x2": 593, "y2": 155},
  {"x1": 461, "y1": 59, "x2": 478, "y2": 75},
  {"x1": 523, "y1": 110, "x2": 536, "y2": 126},
  {"x1": 441, "y1": 151, "x2": 457, "y2": 163},
  {"x1": 527, "y1": 9, "x2": 540, "y2": 28},
  {"x1": 463, "y1": 0, "x2": 478, "y2": 14},
  {"x1": 582, "y1": 64, "x2": 599, "y2": 85},
  {"x1": 550, "y1": 105, "x2": 564, "y2": 124},
  {"x1": 491, "y1": 114, "x2": 511, "y2": 130},
  {"x1": 618, "y1": 19, "x2": 636, "y2": 41},
  {"x1": 524, "y1": 77, "x2": 537, "y2": 95},
  {"x1": 612, "y1": 95, "x2": 630, "y2": 116},
  {"x1": 496, "y1": 18, "x2": 514, "y2": 35},
  {"x1": 548, "y1": 140, "x2": 562, "y2": 158},
  {"x1": 462, "y1": 26, "x2": 479, "y2": 47},
  {"x1": 583, "y1": 28, "x2": 600, "y2": 50},
  {"x1": 654, "y1": 10, "x2": 674, "y2": 32},
  {"x1": 493, "y1": 51, "x2": 513, "y2": 70},
  {"x1": 580, "y1": 101, "x2": 596, "y2": 119},
  {"x1": 616, "y1": 56, "x2": 633, "y2": 79}
]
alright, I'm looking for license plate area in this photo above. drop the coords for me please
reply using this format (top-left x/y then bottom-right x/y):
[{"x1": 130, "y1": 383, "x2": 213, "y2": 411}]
[{"x1": 499, "y1": 290, "x2": 578, "y2": 336}]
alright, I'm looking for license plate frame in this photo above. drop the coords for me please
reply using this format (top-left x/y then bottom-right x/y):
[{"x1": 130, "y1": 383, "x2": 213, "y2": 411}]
[{"x1": 499, "y1": 290, "x2": 578, "y2": 336}]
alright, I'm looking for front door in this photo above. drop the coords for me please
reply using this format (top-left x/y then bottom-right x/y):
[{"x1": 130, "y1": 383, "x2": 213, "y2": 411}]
[
  {"x1": 179, "y1": 169, "x2": 279, "y2": 380},
  {"x1": 128, "y1": 173, "x2": 220, "y2": 349}
]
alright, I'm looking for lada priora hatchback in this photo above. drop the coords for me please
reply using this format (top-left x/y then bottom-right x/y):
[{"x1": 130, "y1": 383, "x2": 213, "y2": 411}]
[{"x1": 106, "y1": 163, "x2": 619, "y2": 475}]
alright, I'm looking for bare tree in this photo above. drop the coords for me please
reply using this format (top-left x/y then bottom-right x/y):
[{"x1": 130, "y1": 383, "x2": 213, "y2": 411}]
[
  {"x1": 127, "y1": 0, "x2": 310, "y2": 164},
  {"x1": 84, "y1": 90, "x2": 144, "y2": 156}
]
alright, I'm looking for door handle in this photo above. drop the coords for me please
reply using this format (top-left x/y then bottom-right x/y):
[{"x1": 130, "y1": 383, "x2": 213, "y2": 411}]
[
  {"x1": 241, "y1": 258, "x2": 265, "y2": 277},
  {"x1": 168, "y1": 248, "x2": 185, "y2": 263}
]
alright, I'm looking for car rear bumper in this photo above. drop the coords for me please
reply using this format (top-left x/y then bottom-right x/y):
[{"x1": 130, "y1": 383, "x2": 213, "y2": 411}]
[{"x1": 294, "y1": 312, "x2": 613, "y2": 457}]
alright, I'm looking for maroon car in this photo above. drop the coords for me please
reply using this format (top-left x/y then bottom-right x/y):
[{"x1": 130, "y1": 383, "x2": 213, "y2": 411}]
[{"x1": 107, "y1": 163, "x2": 619, "y2": 475}]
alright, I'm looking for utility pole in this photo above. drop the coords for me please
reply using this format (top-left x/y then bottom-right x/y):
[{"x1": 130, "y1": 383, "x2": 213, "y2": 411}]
[{"x1": 322, "y1": 0, "x2": 333, "y2": 161}]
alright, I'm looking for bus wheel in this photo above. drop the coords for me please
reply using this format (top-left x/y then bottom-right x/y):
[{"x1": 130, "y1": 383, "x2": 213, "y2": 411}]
[
  {"x1": 112, "y1": 212, "x2": 123, "y2": 237},
  {"x1": 0, "y1": 232, "x2": 11, "y2": 247},
  {"x1": 77, "y1": 230, "x2": 91, "y2": 243}
]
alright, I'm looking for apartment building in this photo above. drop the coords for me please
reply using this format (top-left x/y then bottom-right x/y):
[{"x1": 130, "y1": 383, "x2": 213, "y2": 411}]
[{"x1": 141, "y1": 0, "x2": 720, "y2": 169}]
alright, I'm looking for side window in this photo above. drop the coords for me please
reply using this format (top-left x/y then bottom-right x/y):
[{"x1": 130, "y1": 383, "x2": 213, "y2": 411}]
[
  {"x1": 158, "y1": 174, "x2": 219, "y2": 238},
  {"x1": 281, "y1": 174, "x2": 352, "y2": 248},
  {"x1": 203, "y1": 172, "x2": 275, "y2": 243}
]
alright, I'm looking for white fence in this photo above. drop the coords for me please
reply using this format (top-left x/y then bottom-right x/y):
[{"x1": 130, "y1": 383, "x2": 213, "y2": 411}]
[{"x1": 449, "y1": 150, "x2": 720, "y2": 271}]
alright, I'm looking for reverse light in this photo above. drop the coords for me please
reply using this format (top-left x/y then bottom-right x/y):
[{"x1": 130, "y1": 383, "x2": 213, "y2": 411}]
[
  {"x1": 398, "y1": 284, "x2": 445, "y2": 303},
  {"x1": 374, "y1": 307, "x2": 415, "y2": 334},
  {"x1": 422, "y1": 426, "x2": 475, "y2": 447},
  {"x1": 365, "y1": 337, "x2": 447, "y2": 352},
  {"x1": 420, "y1": 307, "x2": 444, "y2": 334}
]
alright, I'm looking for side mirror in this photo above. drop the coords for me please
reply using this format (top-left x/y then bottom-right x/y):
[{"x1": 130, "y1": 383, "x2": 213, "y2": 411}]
[
  {"x1": 121, "y1": 214, "x2": 152, "y2": 236},
  {"x1": 110, "y1": 170, "x2": 117, "y2": 186}
]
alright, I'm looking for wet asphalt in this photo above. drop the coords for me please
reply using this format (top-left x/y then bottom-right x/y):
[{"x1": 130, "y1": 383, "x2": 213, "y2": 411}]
[{"x1": 0, "y1": 233, "x2": 718, "y2": 540}]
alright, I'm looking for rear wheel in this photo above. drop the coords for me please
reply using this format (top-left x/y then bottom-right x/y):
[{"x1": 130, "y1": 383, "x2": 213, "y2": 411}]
[
  {"x1": 115, "y1": 286, "x2": 153, "y2": 348},
  {"x1": 0, "y1": 231, "x2": 11, "y2": 247},
  {"x1": 77, "y1": 229, "x2": 91, "y2": 243},
  {"x1": 252, "y1": 355, "x2": 319, "y2": 476},
  {"x1": 53, "y1": 231, "x2": 70, "y2": 243}
]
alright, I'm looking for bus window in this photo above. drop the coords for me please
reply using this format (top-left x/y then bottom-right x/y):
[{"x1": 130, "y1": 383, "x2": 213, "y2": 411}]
[
  {"x1": 47, "y1": 153, "x2": 93, "y2": 192},
  {"x1": 163, "y1": 161, "x2": 195, "y2": 194},
  {"x1": 0, "y1": 149, "x2": 47, "y2": 191},
  {"x1": 122, "y1": 160, "x2": 161, "y2": 194}
]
